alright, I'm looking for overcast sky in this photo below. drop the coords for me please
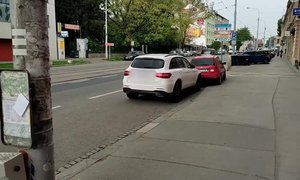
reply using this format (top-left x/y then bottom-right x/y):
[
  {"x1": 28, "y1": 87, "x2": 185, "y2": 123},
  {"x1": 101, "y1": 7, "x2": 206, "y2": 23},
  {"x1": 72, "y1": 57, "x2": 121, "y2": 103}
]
[{"x1": 209, "y1": 0, "x2": 288, "y2": 39}]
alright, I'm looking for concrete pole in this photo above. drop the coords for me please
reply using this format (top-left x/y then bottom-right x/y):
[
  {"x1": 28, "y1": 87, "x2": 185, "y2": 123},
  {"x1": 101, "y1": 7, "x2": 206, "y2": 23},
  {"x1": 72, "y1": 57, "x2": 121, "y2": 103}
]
[
  {"x1": 256, "y1": 12, "x2": 260, "y2": 50},
  {"x1": 11, "y1": 0, "x2": 55, "y2": 179},
  {"x1": 105, "y1": 0, "x2": 108, "y2": 59},
  {"x1": 233, "y1": 0, "x2": 237, "y2": 54}
]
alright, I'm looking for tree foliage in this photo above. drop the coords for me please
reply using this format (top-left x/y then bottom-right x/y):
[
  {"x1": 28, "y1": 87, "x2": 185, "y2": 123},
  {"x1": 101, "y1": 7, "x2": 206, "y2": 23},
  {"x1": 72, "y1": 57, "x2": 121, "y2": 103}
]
[
  {"x1": 211, "y1": 41, "x2": 221, "y2": 51},
  {"x1": 236, "y1": 27, "x2": 252, "y2": 50},
  {"x1": 55, "y1": 0, "x2": 210, "y2": 52},
  {"x1": 277, "y1": 18, "x2": 282, "y2": 36}
]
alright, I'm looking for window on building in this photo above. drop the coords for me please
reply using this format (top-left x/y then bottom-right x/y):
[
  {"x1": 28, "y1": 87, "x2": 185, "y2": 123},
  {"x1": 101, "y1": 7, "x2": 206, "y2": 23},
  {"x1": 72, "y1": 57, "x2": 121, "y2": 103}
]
[{"x1": 0, "y1": 0, "x2": 10, "y2": 22}]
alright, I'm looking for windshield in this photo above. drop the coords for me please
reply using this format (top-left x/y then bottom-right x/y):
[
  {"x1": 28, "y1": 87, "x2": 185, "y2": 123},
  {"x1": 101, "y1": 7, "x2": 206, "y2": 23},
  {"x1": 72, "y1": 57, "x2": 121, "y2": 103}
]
[
  {"x1": 131, "y1": 58, "x2": 164, "y2": 69},
  {"x1": 191, "y1": 58, "x2": 214, "y2": 66}
]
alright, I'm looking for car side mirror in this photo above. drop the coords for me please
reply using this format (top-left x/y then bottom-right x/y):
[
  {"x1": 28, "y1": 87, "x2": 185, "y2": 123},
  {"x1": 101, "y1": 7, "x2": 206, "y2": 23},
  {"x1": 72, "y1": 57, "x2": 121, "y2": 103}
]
[{"x1": 190, "y1": 64, "x2": 195, "y2": 68}]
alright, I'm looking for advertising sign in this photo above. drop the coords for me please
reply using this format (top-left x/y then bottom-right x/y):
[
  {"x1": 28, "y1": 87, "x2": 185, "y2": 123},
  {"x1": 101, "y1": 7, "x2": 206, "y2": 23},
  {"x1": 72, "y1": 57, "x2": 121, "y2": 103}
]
[
  {"x1": 215, "y1": 24, "x2": 232, "y2": 30},
  {"x1": 64, "y1": 24, "x2": 80, "y2": 30},
  {"x1": 0, "y1": 70, "x2": 32, "y2": 148}
]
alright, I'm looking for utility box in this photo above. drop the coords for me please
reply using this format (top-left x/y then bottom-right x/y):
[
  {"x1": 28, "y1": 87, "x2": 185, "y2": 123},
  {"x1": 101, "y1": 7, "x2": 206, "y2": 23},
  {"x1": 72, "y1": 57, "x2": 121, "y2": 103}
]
[{"x1": 0, "y1": 153, "x2": 26, "y2": 180}]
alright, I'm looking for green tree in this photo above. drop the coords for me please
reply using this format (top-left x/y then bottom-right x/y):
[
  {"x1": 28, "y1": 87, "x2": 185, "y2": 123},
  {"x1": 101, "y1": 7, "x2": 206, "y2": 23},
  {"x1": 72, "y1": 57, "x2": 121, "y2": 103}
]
[
  {"x1": 236, "y1": 27, "x2": 252, "y2": 50},
  {"x1": 174, "y1": 0, "x2": 211, "y2": 48},
  {"x1": 211, "y1": 41, "x2": 221, "y2": 50},
  {"x1": 109, "y1": 0, "x2": 182, "y2": 50},
  {"x1": 277, "y1": 18, "x2": 282, "y2": 36}
]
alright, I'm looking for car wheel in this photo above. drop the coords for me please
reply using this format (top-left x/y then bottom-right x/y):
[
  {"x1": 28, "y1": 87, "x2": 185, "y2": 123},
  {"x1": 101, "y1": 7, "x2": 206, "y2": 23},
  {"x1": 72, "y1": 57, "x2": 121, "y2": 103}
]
[
  {"x1": 170, "y1": 81, "x2": 182, "y2": 103},
  {"x1": 126, "y1": 92, "x2": 139, "y2": 99},
  {"x1": 194, "y1": 75, "x2": 202, "y2": 91},
  {"x1": 222, "y1": 72, "x2": 226, "y2": 81}
]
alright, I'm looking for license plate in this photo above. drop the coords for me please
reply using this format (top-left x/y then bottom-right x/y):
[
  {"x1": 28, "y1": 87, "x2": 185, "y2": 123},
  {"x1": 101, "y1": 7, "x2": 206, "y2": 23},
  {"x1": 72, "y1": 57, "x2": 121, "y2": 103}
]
[{"x1": 199, "y1": 69, "x2": 208, "y2": 72}]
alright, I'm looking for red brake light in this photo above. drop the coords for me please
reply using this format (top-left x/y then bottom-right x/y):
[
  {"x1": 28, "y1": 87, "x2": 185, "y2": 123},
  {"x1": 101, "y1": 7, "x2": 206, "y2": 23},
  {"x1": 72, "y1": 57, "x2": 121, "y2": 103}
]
[
  {"x1": 124, "y1": 70, "x2": 130, "y2": 76},
  {"x1": 155, "y1": 73, "x2": 172, "y2": 79}
]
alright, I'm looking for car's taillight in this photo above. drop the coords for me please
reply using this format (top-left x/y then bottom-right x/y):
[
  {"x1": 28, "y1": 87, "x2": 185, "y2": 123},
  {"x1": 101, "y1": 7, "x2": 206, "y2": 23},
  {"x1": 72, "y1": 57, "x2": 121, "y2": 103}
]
[
  {"x1": 155, "y1": 73, "x2": 172, "y2": 79},
  {"x1": 124, "y1": 70, "x2": 130, "y2": 76},
  {"x1": 209, "y1": 69, "x2": 215, "y2": 72}
]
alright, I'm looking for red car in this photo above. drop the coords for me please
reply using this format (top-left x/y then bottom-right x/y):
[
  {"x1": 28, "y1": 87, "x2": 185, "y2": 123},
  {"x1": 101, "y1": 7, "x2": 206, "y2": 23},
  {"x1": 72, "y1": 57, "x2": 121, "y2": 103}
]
[{"x1": 191, "y1": 55, "x2": 226, "y2": 85}]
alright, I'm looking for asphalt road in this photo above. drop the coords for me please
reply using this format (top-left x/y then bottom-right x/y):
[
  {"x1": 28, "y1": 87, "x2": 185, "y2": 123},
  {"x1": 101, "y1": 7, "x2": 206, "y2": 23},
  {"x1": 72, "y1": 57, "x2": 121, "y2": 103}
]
[
  {"x1": 0, "y1": 68, "x2": 185, "y2": 169},
  {"x1": 0, "y1": 55, "x2": 230, "y2": 170}
]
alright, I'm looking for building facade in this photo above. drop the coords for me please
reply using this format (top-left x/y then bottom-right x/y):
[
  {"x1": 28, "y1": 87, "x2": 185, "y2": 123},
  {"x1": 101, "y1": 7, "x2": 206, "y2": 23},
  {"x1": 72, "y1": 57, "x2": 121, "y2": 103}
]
[
  {"x1": 0, "y1": 0, "x2": 12, "y2": 61},
  {"x1": 0, "y1": 0, "x2": 57, "y2": 62},
  {"x1": 281, "y1": 0, "x2": 300, "y2": 65}
]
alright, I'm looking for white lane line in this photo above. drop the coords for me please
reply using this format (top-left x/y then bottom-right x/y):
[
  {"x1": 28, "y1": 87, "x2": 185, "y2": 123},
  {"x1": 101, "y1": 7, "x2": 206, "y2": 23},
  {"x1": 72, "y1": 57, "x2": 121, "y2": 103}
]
[
  {"x1": 101, "y1": 74, "x2": 118, "y2": 78},
  {"x1": 89, "y1": 90, "x2": 123, "y2": 100},
  {"x1": 52, "y1": 105, "x2": 62, "y2": 110}
]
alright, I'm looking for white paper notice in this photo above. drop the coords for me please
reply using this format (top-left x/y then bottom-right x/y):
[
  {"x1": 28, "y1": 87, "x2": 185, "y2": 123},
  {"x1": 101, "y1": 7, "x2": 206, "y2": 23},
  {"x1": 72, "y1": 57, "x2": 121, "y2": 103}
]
[{"x1": 13, "y1": 94, "x2": 29, "y2": 117}]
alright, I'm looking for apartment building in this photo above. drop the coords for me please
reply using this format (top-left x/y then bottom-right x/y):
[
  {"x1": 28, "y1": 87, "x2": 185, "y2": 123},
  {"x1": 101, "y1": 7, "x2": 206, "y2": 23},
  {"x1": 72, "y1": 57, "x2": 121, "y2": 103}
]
[
  {"x1": 281, "y1": 0, "x2": 300, "y2": 64},
  {"x1": 0, "y1": 0, "x2": 57, "y2": 62}
]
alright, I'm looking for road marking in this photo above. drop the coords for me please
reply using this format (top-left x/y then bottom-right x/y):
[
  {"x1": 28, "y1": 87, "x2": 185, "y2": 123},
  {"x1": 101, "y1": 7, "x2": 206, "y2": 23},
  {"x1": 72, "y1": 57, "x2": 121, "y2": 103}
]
[
  {"x1": 52, "y1": 106, "x2": 62, "y2": 110},
  {"x1": 101, "y1": 74, "x2": 119, "y2": 78},
  {"x1": 89, "y1": 90, "x2": 123, "y2": 100}
]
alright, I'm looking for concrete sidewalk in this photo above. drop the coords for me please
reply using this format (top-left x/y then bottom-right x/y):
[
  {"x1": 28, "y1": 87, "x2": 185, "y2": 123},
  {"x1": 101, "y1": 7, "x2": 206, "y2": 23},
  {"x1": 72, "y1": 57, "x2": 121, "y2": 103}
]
[{"x1": 56, "y1": 56, "x2": 300, "y2": 180}]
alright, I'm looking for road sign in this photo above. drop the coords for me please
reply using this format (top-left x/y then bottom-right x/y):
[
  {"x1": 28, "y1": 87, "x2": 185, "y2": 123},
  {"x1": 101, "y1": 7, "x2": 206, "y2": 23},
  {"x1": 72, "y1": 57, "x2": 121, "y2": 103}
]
[
  {"x1": 231, "y1": 31, "x2": 237, "y2": 41},
  {"x1": 215, "y1": 38, "x2": 231, "y2": 42},
  {"x1": 105, "y1": 43, "x2": 114, "y2": 46},
  {"x1": 60, "y1": 31, "x2": 69, "y2": 38},
  {"x1": 293, "y1": 8, "x2": 300, "y2": 16}
]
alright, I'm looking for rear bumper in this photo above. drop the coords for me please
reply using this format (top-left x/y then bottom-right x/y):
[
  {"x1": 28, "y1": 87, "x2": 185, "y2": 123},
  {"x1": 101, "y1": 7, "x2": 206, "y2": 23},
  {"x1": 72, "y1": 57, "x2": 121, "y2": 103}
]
[
  {"x1": 123, "y1": 88, "x2": 168, "y2": 97},
  {"x1": 201, "y1": 72, "x2": 220, "y2": 79}
]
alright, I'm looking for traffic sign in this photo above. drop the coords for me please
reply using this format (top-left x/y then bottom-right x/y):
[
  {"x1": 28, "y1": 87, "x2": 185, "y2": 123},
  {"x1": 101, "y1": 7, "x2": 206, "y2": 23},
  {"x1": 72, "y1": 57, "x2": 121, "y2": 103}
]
[
  {"x1": 293, "y1": 8, "x2": 300, "y2": 16},
  {"x1": 231, "y1": 31, "x2": 237, "y2": 41},
  {"x1": 215, "y1": 38, "x2": 231, "y2": 42},
  {"x1": 105, "y1": 43, "x2": 114, "y2": 46}
]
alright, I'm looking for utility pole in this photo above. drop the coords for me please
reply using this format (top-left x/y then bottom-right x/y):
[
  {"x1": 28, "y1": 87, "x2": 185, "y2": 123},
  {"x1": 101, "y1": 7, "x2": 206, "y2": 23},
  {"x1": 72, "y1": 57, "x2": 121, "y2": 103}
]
[
  {"x1": 256, "y1": 14, "x2": 260, "y2": 50},
  {"x1": 105, "y1": 0, "x2": 108, "y2": 59},
  {"x1": 11, "y1": 0, "x2": 55, "y2": 179},
  {"x1": 233, "y1": 0, "x2": 237, "y2": 54}
]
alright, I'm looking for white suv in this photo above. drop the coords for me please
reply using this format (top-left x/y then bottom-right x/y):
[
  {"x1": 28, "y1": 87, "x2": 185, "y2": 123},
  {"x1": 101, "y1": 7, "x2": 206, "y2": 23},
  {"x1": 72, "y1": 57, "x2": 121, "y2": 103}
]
[{"x1": 123, "y1": 54, "x2": 202, "y2": 102}]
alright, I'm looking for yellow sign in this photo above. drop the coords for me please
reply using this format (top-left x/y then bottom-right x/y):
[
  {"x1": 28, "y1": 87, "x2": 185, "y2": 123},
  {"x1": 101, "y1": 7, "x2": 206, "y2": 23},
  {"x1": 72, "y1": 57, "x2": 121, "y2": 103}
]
[
  {"x1": 59, "y1": 40, "x2": 64, "y2": 49},
  {"x1": 57, "y1": 22, "x2": 62, "y2": 33}
]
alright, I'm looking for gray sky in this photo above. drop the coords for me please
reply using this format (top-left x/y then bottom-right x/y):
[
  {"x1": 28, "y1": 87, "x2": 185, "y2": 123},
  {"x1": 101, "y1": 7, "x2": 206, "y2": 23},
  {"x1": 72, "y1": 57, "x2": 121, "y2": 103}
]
[{"x1": 210, "y1": 0, "x2": 288, "y2": 39}]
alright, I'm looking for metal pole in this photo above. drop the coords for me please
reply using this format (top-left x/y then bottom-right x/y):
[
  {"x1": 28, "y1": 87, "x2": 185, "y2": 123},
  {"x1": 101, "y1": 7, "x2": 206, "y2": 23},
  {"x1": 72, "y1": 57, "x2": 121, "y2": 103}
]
[
  {"x1": 105, "y1": 0, "x2": 108, "y2": 59},
  {"x1": 233, "y1": 0, "x2": 237, "y2": 54},
  {"x1": 255, "y1": 10, "x2": 260, "y2": 51}
]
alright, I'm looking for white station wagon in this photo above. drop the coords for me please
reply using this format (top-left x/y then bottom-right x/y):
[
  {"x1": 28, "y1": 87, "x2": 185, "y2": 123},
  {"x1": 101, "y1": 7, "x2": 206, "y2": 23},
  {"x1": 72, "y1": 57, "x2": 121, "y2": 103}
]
[{"x1": 123, "y1": 54, "x2": 202, "y2": 102}]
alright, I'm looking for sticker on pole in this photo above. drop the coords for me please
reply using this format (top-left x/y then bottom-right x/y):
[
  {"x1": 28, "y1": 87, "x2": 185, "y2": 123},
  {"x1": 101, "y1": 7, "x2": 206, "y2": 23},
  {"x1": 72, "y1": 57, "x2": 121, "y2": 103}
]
[{"x1": 0, "y1": 70, "x2": 33, "y2": 148}]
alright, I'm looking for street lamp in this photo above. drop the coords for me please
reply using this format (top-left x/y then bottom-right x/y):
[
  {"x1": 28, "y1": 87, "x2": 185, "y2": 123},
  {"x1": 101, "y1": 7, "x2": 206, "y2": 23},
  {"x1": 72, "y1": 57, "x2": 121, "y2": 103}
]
[
  {"x1": 99, "y1": 0, "x2": 108, "y2": 59},
  {"x1": 233, "y1": 0, "x2": 237, "y2": 54},
  {"x1": 246, "y1": 7, "x2": 260, "y2": 51},
  {"x1": 260, "y1": 19, "x2": 266, "y2": 47}
]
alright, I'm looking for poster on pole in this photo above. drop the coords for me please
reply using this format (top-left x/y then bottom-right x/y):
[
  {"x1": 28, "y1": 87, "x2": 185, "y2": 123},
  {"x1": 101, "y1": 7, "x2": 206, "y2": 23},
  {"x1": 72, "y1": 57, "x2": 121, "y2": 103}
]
[{"x1": 0, "y1": 70, "x2": 33, "y2": 148}]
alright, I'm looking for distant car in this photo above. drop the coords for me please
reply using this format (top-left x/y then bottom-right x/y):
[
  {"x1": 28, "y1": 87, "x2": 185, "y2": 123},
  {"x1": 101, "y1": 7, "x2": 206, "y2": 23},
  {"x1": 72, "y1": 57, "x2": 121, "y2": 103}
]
[
  {"x1": 191, "y1": 55, "x2": 226, "y2": 85},
  {"x1": 124, "y1": 51, "x2": 145, "y2": 61},
  {"x1": 201, "y1": 48, "x2": 216, "y2": 55},
  {"x1": 216, "y1": 49, "x2": 226, "y2": 55},
  {"x1": 242, "y1": 51, "x2": 270, "y2": 64},
  {"x1": 123, "y1": 54, "x2": 202, "y2": 102}
]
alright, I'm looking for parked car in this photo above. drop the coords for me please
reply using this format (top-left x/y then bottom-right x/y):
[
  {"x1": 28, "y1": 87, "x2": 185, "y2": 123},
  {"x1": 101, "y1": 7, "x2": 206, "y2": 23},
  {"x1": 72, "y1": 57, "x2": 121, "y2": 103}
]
[
  {"x1": 201, "y1": 48, "x2": 216, "y2": 55},
  {"x1": 124, "y1": 51, "x2": 145, "y2": 61},
  {"x1": 242, "y1": 51, "x2": 270, "y2": 64},
  {"x1": 216, "y1": 49, "x2": 226, "y2": 55},
  {"x1": 191, "y1": 55, "x2": 226, "y2": 85},
  {"x1": 123, "y1": 54, "x2": 202, "y2": 102}
]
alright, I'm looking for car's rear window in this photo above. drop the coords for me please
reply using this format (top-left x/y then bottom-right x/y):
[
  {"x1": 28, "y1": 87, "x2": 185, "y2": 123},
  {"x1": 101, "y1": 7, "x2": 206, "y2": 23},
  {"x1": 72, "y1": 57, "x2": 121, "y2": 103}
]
[
  {"x1": 191, "y1": 58, "x2": 214, "y2": 66},
  {"x1": 131, "y1": 58, "x2": 164, "y2": 69}
]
